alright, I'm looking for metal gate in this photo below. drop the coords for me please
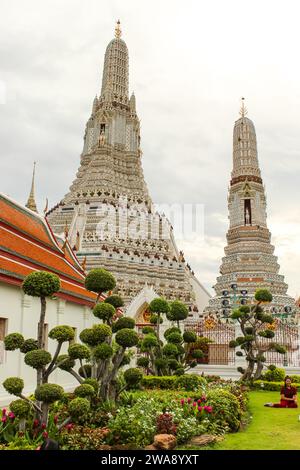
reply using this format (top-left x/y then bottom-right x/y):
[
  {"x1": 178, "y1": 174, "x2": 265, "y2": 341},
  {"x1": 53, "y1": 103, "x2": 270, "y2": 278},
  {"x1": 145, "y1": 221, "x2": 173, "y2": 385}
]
[
  {"x1": 258, "y1": 321, "x2": 300, "y2": 367},
  {"x1": 185, "y1": 319, "x2": 236, "y2": 365}
]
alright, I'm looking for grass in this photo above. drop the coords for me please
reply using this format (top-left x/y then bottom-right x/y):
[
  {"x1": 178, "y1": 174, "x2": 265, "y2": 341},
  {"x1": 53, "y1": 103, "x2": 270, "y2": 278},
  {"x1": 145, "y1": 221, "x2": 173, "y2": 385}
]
[{"x1": 179, "y1": 391, "x2": 300, "y2": 450}]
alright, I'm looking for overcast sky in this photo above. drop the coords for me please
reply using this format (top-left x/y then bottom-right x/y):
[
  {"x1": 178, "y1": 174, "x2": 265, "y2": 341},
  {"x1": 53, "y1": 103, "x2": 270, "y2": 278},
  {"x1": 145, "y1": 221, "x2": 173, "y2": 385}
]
[{"x1": 1, "y1": 0, "x2": 300, "y2": 298}]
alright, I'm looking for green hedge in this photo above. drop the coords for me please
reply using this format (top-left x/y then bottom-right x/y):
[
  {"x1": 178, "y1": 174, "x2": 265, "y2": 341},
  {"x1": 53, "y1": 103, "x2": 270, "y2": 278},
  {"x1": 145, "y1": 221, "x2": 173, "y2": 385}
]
[
  {"x1": 253, "y1": 380, "x2": 300, "y2": 391},
  {"x1": 141, "y1": 376, "x2": 177, "y2": 390},
  {"x1": 141, "y1": 375, "x2": 206, "y2": 391}
]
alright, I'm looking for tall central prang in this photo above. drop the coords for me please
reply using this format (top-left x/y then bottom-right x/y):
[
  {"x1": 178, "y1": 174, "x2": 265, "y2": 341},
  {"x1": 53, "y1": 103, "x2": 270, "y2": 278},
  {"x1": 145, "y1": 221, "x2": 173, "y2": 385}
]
[
  {"x1": 47, "y1": 22, "x2": 210, "y2": 316},
  {"x1": 207, "y1": 99, "x2": 296, "y2": 316}
]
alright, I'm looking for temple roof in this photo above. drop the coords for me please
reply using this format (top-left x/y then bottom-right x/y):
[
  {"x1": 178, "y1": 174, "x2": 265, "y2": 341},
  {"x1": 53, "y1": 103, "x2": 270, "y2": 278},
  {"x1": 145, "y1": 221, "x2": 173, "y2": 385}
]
[{"x1": 0, "y1": 193, "x2": 99, "y2": 306}]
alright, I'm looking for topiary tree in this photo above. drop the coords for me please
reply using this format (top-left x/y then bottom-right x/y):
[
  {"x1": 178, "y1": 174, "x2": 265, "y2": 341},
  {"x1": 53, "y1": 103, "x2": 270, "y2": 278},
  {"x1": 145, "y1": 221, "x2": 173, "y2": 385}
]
[
  {"x1": 85, "y1": 268, "x2": 116, "y2": 301},
  {"x1": 167, "y1": 300, "x2": 188, "y2": 327},
  {"x1": 34, "y1": 383, "x2": 64, "y2": 425},
  {"x1": 149, "y1": 298, "x2": 170, "y2": 344},
  {"x1": 22, "y1": 271, "x2": 60, "y2": 351},
  {"x1": 104, "y1": 295, "x2": 124, "y2": 309},
  {"x1": 229, "y1": 289, "x2": 286, "y2": 381},
  {"x1": 138, "y1": 300, "x2": 200, "y2": 376}
]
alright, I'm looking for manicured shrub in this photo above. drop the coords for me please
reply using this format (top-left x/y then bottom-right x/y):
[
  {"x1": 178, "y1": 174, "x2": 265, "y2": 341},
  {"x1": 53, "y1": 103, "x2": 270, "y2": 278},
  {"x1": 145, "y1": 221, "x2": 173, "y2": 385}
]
[
  {"x1": 78, "y1": 364, "x2": 92, "y2": 378},
  {"x1": 104, "y1": 295, "x2": 124, "y2": 308},
  {"x1": 207, "y1": 389, "x2": 241, "y2": 431},
  {"x1": 167, "y1": 358, "x2": 180, "y2": 370},
  {"x1": 85, "y1": 268, "x2": 116, "y2": 294},
  {"x1": 168, "y1": 300, "x2": 188, "y2": 322},
  {"x1": 24, "y1": 349, "x2": 52, "y2": 369},
  {"x1": 9, "y1": 399, "x2": 31, "y2": 418},
  {"x1": 253, "y1": 380, "x2": 300, "y2": 391},
  {"x1": 229, "y1": 340, "x2": 238, "y2": 348},
  {"x1": 3, "y1": 377, "x2": 24, "y2": 395},
  {"x1": 115, "y1": 329, "x2": 139, "y2": 348},
  {"x1": 183, "y1": 331, "x2": 197, "y2": 343},
  {"x1": 263, "y1": 366, "x2": 285, "y2": 382},
  {"x1": 124, "y1": 368, "x2": 143, "y2": 388},
  {"x1": 68, "y1": 397, "x2": 90, "y2": 420},
  {"x1": 74, "y1": 384, "x2": 95, "y2": 398},
  {"x1": 154, "y1": 358, "x2": 169, "y2": 370},
  {"x1": 142, "y1": 326, "x2": 155, "y2": 335},
  {"x1": 149, "y1": 314, "x2": 163, "y2": 324},
  {"x1": 164, "y1": 327, "x2": 181, "y2": 339},
  {"x1": 93, "y1": 302, "x2": 116, "y2": 322},
  {"x1": 290, "y1": 375, "x2": 300, "y2": 384},
  {"x1": 79, "y1": 324, "x2": 111, "y2": 346},
  {"x1": 20, "y1": 338, "x2": 38, "y2": 354},
  {"x1": 93, "y1": 343, "x2": 113, "y2": 360},
  {"x1": 141, "y1": 376, "x2": 177, "y2": 390},
  {"x1": 255, "y1": 289, "x2": 273, "y2": 303},
  {"x1": 4, "y1": 333, "x2": 24, "y2": 351},
  {"x1": 191, "y1": 350, "x2": 204, "y2": 359},
  {"x1": 149, "y1": 298, "x2": 170, "y2": 315},
  {"x1": 35, "y1": 383, "x2": 64, "y2": 403},
  {"x1": 141, "y1": 334, "x2": 159, "y2": 349},
  {"x1": 82, "y1": 378, "x2": 99, "y2": 392},
  {"x1": 137, "y1": 357, "x2": 150, "y2": 368},
  {"x1": 112, "y1": 317, "x2": 135, "y2": 332},
  {"x1": 175, "y1": 374, "x2": 206, "y2": 391},
  {"x1": 56, "y1": 354, "x2": 75, "y2": 371},
  {"x1": 49, "y1": 325, "x2": 75, "y2": 342},
  {"x1": 162, "y1": 343, "x2": 178, "y2": 357},
  {"x1": 166, "y1": 332, "x2": 183, "y2": 344},
  {"x1": 68, "y1": 343, "x2": 90, "y2": 360},
  {"x1": 22, "y1": 271, "x2": 60, "y2": 297}
]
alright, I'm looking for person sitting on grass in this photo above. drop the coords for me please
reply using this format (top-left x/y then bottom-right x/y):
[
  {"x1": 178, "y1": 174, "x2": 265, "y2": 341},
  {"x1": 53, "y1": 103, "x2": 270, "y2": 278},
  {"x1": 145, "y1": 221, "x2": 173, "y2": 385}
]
[{"x1": 264, "y1": 376, "x2": 298, "y2": 408}]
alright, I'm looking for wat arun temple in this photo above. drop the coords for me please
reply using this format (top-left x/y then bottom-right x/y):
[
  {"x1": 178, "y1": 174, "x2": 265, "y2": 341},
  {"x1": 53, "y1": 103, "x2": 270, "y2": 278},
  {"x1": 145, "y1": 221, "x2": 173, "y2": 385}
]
[
  {"x1": 45, "y1": 22, "x2": 297, "y2": 320},
  {"x1": 46, "y1": 22, "x2": 210, "y2": 319}
]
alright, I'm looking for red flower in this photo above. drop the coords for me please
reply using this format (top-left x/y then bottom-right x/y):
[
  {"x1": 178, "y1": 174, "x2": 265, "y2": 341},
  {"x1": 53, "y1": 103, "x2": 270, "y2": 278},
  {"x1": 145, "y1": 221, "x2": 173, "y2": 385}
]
[
  {"x1": 41, "y1": 422, "x2": 46, "y2": 430},
  {"x1": 2, "y1": 408, "x2": 7, "y2": 417},
  {"x1": 33, "y1": 419, "x2": 39, "y2": 428},
  {"x1": 1, "y1": 416, "x2": 7, "y2": 423},
  {"x1": 8, "y1": 412, "x2": 15, "y2": 420},
  {"x1": 197, "y1": 399, "x2": 202, "y2": 405},
  {"x1": 198, "y1": 406, "x2": 203, "y2": 412},
  {"x1": 187, "y1": 398, "x2": 191, "y2": 404},
  {"x1": 180, "y1": 399, "x2": 185, "y2": 405},
  {"x1": 201, "y1": 395, "x2": 206, "y2": 402},
  {"x1": 66, "y1": 423, "x2": 74, "y2": 432},
  {"x1": 193, "y1": 402, "x2": 197, "y2": 407},
  {"x1": 205, "y1": 406, "x2": 213, "y2": 413},
  {"x1": 42, "y1": 431, "x2": 48, "y2": 439}
]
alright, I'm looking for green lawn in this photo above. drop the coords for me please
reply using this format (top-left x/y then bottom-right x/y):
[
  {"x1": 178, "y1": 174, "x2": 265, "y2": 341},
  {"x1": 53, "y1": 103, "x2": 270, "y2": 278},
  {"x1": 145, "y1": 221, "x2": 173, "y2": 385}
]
[{"x1": 180, "y1": 391, "x2": 300, "y2": 450}]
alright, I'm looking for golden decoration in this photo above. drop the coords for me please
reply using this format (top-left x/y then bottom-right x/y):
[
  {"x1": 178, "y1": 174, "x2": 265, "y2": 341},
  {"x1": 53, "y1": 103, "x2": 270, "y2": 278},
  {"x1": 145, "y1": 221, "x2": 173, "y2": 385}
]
[
  {"x1": 115, "y1": 20, "x2": 122, "y2": 39},
  {"x1": 204, "y1": 317, "x2": 217, "y2": 329},
  {"x1": 239, "y1": 97, "x2": 248, "y2": 118}
]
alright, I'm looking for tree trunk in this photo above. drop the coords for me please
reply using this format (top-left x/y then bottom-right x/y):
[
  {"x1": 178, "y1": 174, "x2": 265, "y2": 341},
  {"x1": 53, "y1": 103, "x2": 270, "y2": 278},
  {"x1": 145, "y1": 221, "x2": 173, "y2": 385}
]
[
  {"x1": 41, "y1": 403, "x2": 49, "y2": 427},
  {"x1": 38, "y1": 296, "x2": 47, "y2": 349},
  {"x1": 253, "y1": 361, "x2": 264, "y2": 380}
]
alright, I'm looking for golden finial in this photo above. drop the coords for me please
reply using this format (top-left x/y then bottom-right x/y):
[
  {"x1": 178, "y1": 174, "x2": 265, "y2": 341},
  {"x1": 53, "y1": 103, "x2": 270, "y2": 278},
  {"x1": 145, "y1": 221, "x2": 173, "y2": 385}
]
[
  {"x1": 26, "y1": 161, "x2": 38, "y2": 213},
  {"x1": 115, "y1": 20, "x2": 122, "y2": 39},
  {"x1": 239, "y1": 97, "x2": 248, "y2": 118}
]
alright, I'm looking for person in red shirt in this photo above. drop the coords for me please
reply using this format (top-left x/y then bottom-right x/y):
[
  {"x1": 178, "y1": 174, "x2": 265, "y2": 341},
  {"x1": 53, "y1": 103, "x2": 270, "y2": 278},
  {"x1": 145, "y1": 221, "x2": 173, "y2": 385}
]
[{"x1": 264, "y1": 376, "x2": 298, "y2": 408}]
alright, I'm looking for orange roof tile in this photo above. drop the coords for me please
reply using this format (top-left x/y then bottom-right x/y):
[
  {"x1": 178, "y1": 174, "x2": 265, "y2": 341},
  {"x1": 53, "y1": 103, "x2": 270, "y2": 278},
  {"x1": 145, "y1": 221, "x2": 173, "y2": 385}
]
[{"x1": 0, "y1": 193, "x2": 98, "y2": 306}]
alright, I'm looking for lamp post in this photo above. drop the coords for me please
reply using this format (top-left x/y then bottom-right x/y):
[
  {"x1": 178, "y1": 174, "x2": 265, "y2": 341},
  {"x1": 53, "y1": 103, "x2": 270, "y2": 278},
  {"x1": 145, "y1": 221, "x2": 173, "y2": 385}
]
[{"x1": 220, "y1": 284, "x2": 249, "y2": 319}]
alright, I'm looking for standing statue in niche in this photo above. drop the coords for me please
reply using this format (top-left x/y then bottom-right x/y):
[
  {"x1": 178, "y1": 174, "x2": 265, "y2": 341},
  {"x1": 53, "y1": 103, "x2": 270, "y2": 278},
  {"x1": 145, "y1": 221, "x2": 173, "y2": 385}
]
[
  {"x1": 99, "y1": 130, "x2": 106, "y2": 146},
  {"x1": 245, "y1": 207, "x2": 250, "y2": 225}
]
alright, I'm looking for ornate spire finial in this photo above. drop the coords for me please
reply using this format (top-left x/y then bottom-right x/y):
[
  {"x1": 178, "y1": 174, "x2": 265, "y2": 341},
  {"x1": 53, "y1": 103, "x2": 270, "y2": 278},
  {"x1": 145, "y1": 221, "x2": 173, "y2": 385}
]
[
  {"x1": 26, "y1": 161, "x2": 38, "y2": 213},
  {"x1": 239, "y1": 97, "x2": 248, "y2": 118},
  {"x1": 115, "y1": 20, "x2": 122, "y2": 39}
]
